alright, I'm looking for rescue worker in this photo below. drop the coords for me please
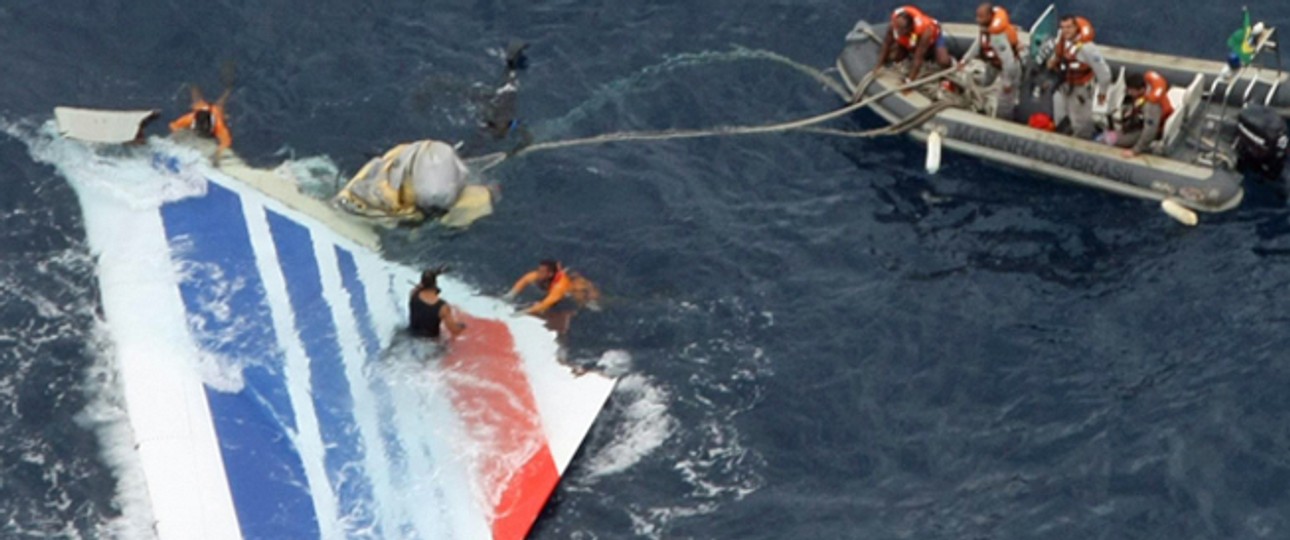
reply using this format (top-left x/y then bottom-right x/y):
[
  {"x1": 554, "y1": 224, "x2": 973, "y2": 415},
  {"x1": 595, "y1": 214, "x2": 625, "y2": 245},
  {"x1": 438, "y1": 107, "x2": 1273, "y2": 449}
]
[
  {"x1": 408, "y1": 267, "x2": 466, "y2": 341},
  {"x1": 1112, "y1": 72, "x2": 1175, "y2": 158},
  {"x1": 506, "y1": 259, "x2": 600, "y2": 316},
  {"x1": 169, "y1": 85, "x2": 232, "y2": 164},
  {"x1": 1045, "y1": 15, "x2": 1112, "y2": 139},
  {"x1": 870, "y1": 5, "x2": 953, "y2": 84},
  {"x1": 960, "y1": 2, "x2": 1021, "y2": 119}
]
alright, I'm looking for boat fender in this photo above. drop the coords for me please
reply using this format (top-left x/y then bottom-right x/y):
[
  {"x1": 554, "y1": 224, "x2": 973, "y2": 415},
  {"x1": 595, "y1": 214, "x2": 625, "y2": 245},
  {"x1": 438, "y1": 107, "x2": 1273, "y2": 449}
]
[
  {"x1": 1161, "y1": 198, "x2": 1198, "y2": 226},
  {"x1": 926, "y1": 130, "x2": 943, "y2": 174}
]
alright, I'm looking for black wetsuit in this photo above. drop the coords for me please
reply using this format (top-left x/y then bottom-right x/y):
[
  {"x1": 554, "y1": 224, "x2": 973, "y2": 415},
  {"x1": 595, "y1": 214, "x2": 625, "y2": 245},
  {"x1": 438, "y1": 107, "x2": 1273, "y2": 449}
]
[{"x1": 408, "y1": 296, "x2": 446, "y2": 339}]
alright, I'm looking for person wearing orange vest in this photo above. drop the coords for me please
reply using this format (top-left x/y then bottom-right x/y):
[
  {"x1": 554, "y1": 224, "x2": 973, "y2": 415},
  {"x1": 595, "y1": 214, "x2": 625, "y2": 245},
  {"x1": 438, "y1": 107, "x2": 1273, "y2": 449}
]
[
  {"x1": 169, "y1": 85, "x2": 232, "y2": 164},
  {"x1": 1113, "y1": 71, "x2": 1175, "y2": 158},
  {"x1": 960, "y1": 2, "x2": 1021, "y2": 119},
  {"x1": 1045, "y1": 15, "x2": 1111, "y2": 139},
  {"x1": 506, "y1": 259, "x2": 601, "y2": 316},
  {"x1": 870, "y1": 5, "x2": 952, "y2": 84}
]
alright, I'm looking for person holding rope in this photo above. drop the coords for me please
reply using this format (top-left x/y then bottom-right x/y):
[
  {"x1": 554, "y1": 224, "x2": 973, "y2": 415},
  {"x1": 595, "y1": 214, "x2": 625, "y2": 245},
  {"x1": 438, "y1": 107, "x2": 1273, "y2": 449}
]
[{"x1": 870, "y1": 5, "x2": 953, "y2": 84}]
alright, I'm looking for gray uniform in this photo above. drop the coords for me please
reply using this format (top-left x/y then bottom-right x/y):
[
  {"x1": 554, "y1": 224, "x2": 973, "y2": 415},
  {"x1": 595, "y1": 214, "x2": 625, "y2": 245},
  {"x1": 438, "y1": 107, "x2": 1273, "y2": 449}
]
[
  {"x1": 963, "y1": 32, "x2": 1021, "y2": 119},
  {"x1": 1115, "y1": 101, "x2": 1166, "y2": 154},
  {"x1": 1053, "y1": 42, "x2": 1112, "y2": 139}
]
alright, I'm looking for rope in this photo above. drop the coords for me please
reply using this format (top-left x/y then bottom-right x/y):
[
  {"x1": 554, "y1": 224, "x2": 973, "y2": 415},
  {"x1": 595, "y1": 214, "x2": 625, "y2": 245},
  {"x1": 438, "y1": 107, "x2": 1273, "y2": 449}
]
[
  {"x1": 798, "y1": 99, "x2": 960, "y2": 138},
  {"x1": 539, "y1": 46, "x2": 853, "y2": 136},
  {"x1": 512, "y1": 67, "x2": 955, "y2": 155},
  {"x1": 466, "y1": 66, "x2": 958, "y2": 172}
]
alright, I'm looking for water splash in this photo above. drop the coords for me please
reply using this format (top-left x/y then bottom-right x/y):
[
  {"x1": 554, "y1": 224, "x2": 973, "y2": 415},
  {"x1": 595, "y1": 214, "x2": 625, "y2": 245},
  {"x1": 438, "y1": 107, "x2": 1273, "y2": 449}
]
[
  {"x1": 582, "y1": 372, "x2": 677, "y2": 479},
  {"x1": 3, "y1": 117, "x2": 159, "y2": 538}
]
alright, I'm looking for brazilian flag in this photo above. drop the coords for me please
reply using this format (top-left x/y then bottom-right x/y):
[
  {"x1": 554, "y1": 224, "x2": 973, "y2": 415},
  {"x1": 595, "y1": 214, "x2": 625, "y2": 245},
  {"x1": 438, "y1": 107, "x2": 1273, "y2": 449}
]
[{"x1": 1227, "y1": 8, "x2": 1255, "y2": 66}]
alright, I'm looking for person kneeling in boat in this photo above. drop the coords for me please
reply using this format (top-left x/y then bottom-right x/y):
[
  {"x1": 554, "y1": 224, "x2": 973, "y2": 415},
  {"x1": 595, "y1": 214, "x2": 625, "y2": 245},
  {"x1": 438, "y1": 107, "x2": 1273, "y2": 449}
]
[
  {"x1": 1106, "y1": 72, "x2": 1174, "y2": 158},
  {"x1": 169, "y1": 85, "x2": 233, "y2": 165},
  {"x1": 409, "y1": 268, "x2": 466, "y2": 341},
  {"x1": 869, "y1": 5, "x2": 953, "y2": 86},
  {"x1": 960, "y1": 2, "x2": 1020, "y2": 119},
  {"x1": 1045, "y1": 15, "x2": 1111, "y2": 139}
]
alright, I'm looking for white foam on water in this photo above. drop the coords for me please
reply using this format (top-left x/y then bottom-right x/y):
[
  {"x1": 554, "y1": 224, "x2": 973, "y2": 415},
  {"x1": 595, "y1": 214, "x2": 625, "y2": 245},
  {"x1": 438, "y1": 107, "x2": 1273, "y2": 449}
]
[
  {"x1": 6, "y1": 120, "x2": 208, "y2": 212},
  {"x1": 371, "y1": 277, "x2": 552, "y2": 524},
  {"x1": 7, "y1": 120, "x2": 249, "y2": 395},
  {"x1": 581, "y1": 370, "x2": 676, "y2": 480},
  {"x1": 276, "y1": 154, "x2": 344, "y2": 200},
  {"x1": 594, "y1": 349, "x2": 634, "y2": 377},
  {"x1": 167, "y1": 257, "x2": 253, "y2": 393},
  {"x1": 444, "y1": 367, "x2": 546, "y2": 512},
  {"x1": 0, "y1": 252, "x2": 158, "y2": 539},
  {"x1": 76, "y1": 322, "x2": 159, "y2": 540},
  {"x1": 614, "y1": 298, "x2": 773, "y2": 538},
  {"x1": 354, "y1": 262, "x2": 499, "y2": 539},
  {"x1": 4, "y1": 119, "x2": 249, "y2": 538},
  {"x1": 3, "y1": 119, "x2": 177, "y2": 539}
]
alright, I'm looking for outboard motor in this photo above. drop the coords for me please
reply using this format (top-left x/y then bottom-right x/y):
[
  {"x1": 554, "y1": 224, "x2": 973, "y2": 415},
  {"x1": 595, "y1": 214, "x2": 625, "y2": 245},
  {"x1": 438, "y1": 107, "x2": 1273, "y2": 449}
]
[{"x1": 1236, "y1": 105, "x2": 1288, "y2": 181}]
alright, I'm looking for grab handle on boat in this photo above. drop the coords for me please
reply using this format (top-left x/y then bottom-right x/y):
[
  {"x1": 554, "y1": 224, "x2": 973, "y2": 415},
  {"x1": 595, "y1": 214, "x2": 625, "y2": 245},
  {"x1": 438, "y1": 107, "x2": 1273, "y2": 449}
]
[{"x1": 1161, "y1": 198, "x2": 1198, "y2": 226}]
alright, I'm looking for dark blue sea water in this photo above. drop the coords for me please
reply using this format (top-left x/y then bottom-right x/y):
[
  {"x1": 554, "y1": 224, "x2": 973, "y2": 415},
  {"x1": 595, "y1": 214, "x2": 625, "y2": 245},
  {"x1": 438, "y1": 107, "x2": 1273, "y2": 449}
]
[{"x1": 4, "y1": 1, "x2": 1290, "y2": 538}]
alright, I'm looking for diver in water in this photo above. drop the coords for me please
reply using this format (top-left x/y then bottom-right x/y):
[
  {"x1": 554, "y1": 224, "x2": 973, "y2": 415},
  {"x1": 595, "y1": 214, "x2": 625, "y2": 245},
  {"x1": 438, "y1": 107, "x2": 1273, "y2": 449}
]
[
  {"x1": 169, "y1": 85, "x2": 233, "y2": 164},
  {"x1": 409, "y1": 267, "x2": 466, "y2": 341},
  {"x1": 483, "y1": 41, "x2": 528, "y2": 138},
  {"x1": 463, "y1": 40, "x2": 533, "y2": 156}
]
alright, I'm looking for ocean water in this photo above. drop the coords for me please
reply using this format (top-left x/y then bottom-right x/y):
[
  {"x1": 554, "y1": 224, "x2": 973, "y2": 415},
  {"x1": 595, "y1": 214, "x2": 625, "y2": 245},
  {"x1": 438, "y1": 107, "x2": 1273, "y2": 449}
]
[{"x1": 3, "y1": 1, "x2": 1290, "y2": 539}]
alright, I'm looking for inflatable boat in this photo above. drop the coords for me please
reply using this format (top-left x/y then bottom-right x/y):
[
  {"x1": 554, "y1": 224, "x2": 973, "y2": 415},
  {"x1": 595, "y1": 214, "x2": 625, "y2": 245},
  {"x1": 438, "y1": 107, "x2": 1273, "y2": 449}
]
[{"x1": 837, "y1": 5, "x2": 1290, "y2": 218}]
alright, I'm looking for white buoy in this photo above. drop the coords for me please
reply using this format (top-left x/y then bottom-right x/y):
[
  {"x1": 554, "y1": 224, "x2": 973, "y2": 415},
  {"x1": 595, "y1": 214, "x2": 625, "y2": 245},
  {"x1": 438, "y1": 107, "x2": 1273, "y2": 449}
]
[
  {"x1": 1161, "y1": 198, "x2": 1198, "y2": 226},
  {"x1": 926, "y1": 130, "x2": 943, "y2": 174}
]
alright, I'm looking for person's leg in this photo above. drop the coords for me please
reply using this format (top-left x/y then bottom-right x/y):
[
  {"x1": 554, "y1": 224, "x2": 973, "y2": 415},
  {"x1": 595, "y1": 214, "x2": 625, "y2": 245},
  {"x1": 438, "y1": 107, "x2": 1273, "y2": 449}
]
[
  {"x1": 934, "y1": 40, "x2": 953, "y2": 69},
  {"x1": 1069, "y1": 84, "x2": 1095, "y2": 139},
  {"x1": 1052, "y1": 89, "x2": 1069, "y2": 131},
  {"x1": 994, "y1": 86, "x2": 1018, "y2": 120},
  {"x1": 1112, "y1": 129, "x2": 1141, "y2": 148}
]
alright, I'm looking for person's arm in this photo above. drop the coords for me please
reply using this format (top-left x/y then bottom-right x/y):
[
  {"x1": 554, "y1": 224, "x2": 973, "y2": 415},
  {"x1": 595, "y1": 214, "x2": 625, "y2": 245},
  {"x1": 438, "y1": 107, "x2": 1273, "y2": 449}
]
[
  {"x1": 871, "y1": 31, "x2": 895, "y2": 76},
  {"x1": 907, "y1": 27, "x2": 935, "y2": 81},
  {"x1": 526, "y1": 277, "x2": 570, "y2": 315},
  {"x1": 169, "y1": 112, "x2": 196, "y2": 132},
  {"x1": 212, "y1": 112, "x2": 232, "y2": 164},
  {"x1": 1045, "y1": 40, "x2": 1061, "y2": 71},
  {"x1": 992, "y1": 34, "x2": 1020, "y2": 89},
  {"x1": 507, "y1": 271, "x2": 540, "y2": 299},
  {"x1": 1129, "y1": 103, "x2": 1164, "y2": 155},
  {"x1": 1081, "y1": 44, "x2": 1112, "y2": 96},
  {"x1": 213, "y1": 111, "x2": 232, "y2": 150},
  {"x1": 440, "y1": 304, "x2": 466, "y2": 339}
]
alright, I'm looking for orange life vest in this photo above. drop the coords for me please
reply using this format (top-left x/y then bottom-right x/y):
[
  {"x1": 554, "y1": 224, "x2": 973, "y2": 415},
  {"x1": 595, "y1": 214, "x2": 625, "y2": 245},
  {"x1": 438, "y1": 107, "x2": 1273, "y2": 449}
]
[
  {"x1": 542, "y1": 269, "x2": 567, "y2": 291},
  {"x1": 1137, "y1": 71, "x2": 1175, "y2": 137},
  {"x1": 890, "y1": 6, "x2": 941, "y2": 51},
  {"x1": 978, "y1": 6, "x2": 1020, "y2": 68},
  {"x1": 1055, "y1": 17, "x2": 1097, "y2": 86},
  {"x1": 169, "y1": 100, "x2": 232, "y2": 150}
]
